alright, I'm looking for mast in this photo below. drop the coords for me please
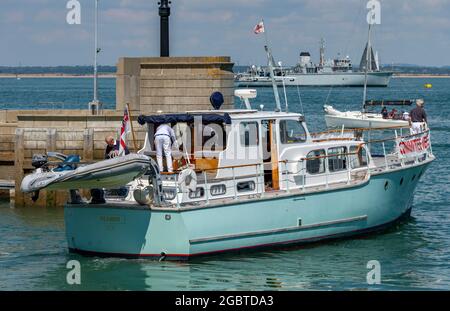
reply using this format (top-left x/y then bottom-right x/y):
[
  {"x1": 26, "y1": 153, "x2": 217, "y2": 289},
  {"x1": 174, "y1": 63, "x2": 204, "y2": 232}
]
[
  {"x1": 362, "y1": 23, "x2": 372, "y2": 112},
  {"x1": 278, "y1": 61, "x2": 288, "y2": 113},
  {"x1": 262, "y1": 19, "x2": 282, "y2": 112},
  {"x1": 88, "y1": 0, "x2": 102, "y2": 114},
  {"x1": 93, "y1": 0, "x2": 99, "y2": 104},
  {"x1": 319, "y1": 38, "x2": 325, "y2": 67}
]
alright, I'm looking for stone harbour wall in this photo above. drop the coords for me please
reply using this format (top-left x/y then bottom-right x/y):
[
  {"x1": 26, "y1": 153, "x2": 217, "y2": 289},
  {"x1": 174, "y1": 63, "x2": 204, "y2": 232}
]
[{"x1": 1, "y1": 112, "x2": 147, "y2": 207}]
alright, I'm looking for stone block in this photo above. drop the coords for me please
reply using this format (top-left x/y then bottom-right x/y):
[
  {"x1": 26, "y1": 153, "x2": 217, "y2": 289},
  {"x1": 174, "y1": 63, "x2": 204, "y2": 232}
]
[
  {"x1": 23, "y1": 141, "x2": 37, "y2": 149},
  {"x1": 24, "y1": 131, "x2": 47, "y2": 141}
]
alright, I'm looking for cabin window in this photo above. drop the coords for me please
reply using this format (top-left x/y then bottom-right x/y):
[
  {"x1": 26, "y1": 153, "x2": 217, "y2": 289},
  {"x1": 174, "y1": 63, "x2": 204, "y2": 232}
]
[
  {"x1": 210, "y1": 184, "x2": 226, "y2": 196},
  {"x1": 280, "y1": 120, "x2": 307, "y2": 144},
  {"x1": 328, "y1": 147, "x2": 347, "y2": 172},
  {"x1": 349, "y1": 146, "x2": 368, "y2": 169},
  {"x1": 189, "y1": 187, "x2": 205, "y2": 199},
  {"x1": 306, "y1": 149, "x2": 326, "y2": 174},
  {"x1": 240, "y1": 122, "x2": 259, "y2": 147},
  {"x1": 237, "y1": 181, "x2": 256, "y2": 192}
]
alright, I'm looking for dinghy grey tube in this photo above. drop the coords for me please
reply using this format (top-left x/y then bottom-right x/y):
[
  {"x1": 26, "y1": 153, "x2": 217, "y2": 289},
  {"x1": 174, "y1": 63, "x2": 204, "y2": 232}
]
[{"x1": 21, "y1": 154, "x2": 152, "y2": 193}]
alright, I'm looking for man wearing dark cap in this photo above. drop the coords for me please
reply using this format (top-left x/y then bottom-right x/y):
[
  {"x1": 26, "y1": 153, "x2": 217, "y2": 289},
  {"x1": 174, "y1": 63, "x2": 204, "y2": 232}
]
[{"x1": 409, "y1": 99, "x2": 428, "y2": 135}]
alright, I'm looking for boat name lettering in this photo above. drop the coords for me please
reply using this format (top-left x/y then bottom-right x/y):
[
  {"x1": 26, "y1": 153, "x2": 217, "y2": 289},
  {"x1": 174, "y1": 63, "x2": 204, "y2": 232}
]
[{"x1": 99, "y1": 215, "x2": 124, "y2": 223}]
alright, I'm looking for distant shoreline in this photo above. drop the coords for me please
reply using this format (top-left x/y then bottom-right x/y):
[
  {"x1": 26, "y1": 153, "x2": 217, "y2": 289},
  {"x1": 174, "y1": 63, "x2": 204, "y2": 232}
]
[
  {"x1": 0, "y1": 74, "x2": 115, "y2": 78},
  {"x1": 1, "y1": 73, "x2": 449, "y2": 79}
]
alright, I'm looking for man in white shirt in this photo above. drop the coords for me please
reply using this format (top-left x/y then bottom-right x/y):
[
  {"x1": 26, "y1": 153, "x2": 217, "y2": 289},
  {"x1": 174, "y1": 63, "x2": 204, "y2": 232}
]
[{"x1": 154, "y1": 123, "x2": 178, "y2": 172}]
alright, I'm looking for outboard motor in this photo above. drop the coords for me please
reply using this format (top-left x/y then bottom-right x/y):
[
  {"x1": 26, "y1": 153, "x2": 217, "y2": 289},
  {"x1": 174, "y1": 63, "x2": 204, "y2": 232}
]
[
  {"x1": 31, "y1": 154, "x2": 48, "y2": 169},
  {"x1": 29, "y1": 154, "x2": 49, "y2": 202}
]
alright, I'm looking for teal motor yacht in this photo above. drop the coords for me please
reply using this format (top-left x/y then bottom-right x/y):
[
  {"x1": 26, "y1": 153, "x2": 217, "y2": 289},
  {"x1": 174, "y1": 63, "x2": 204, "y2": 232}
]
[{"x1": 21, "y1": 89, "x2": 434, "y2": 260}]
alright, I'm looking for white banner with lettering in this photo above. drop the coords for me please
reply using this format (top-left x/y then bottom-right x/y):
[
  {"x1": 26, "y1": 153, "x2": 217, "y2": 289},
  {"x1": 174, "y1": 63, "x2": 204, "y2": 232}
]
[{"x1": 396, "y1": 132, "x2": 430, "y2": 159}]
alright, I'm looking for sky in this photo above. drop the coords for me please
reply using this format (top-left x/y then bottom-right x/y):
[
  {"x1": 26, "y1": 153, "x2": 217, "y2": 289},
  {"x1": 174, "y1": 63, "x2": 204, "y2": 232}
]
[{"x1": 1, "y1": 0, "x2": 450, "y2": 67}]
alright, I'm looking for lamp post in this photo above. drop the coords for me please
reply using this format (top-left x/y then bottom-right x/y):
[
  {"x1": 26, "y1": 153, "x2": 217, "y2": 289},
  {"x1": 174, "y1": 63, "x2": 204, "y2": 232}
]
[
  {"x1": 158, "y1": 0, "x2": 171, "y2": 57},
  {"x1": 89, "y1": 0, "x2": 102, "y2": 114}
]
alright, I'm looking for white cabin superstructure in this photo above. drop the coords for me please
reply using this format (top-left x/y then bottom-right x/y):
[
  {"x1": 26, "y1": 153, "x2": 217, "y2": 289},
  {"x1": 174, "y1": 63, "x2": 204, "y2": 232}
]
[{"x1": 136, "y1": 109, "x2": 372, "y2": 207}]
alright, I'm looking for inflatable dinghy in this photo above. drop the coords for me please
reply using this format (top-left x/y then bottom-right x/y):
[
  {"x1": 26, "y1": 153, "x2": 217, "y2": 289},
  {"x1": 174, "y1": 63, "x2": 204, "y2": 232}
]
[{"x1": 21, "y1": 153, "x2": 151, "y2": 193}]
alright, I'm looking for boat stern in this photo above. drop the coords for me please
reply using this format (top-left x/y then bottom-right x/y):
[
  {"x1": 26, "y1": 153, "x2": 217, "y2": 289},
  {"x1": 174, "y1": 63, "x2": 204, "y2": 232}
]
[{"x1": 64, "y1": 204, "x2": 191, "y2": 259}]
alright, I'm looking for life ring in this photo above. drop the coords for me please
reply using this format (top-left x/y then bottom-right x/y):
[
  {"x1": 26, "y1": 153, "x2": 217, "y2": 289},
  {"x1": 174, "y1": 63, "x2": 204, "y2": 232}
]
[{"x1": 178, "y1": 168, "x2": 197, "y2": 192}]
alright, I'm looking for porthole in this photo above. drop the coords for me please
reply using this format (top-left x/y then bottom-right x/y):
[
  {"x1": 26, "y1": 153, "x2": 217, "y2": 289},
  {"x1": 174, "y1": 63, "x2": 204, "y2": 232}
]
[
  {"x1": 384, "y1": 181, "x2": 389, "y2": 191},
  {"x1": 162, "y1": 188, "x2": 176, "y2": 200},
  {"x1": 237, "y1": 181, "x2": 256, "y2": 193},
  {"x1": 210, "y1": 184, "x2": 226, "y2": 196},
  {"x1": 189, "y1": 187, "x2": 205, "y2": 199},
  {"x1": 399, "y1": 177, "x2": 404, "y2": 186}
]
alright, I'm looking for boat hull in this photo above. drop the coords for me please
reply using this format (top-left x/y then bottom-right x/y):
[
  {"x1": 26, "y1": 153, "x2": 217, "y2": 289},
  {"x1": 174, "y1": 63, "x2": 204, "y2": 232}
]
[
  {"x1": 235, "y1": 71, "x2": 393, "y2": 87},
  {"x1": 65, "y1": 162, "x2": 430, "y2": 260},
  {"x1": 324, "y1": 114, "x2": 409, "y2": 129}
]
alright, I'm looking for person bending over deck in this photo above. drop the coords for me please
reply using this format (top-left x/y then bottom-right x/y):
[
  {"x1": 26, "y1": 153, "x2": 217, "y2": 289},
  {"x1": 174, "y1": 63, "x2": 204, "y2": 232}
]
[
  {"x1": 154, "y1": 123, "x2": 178, "y2": 173},
  {"x1": 409, "y1": 99, "x2": 428, "y2": 135}
]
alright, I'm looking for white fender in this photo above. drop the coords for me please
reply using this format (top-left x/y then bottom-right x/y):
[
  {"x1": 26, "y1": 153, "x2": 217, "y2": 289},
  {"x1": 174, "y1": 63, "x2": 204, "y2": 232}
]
[
  {"x1": 178, "y1": 168, "x2": 197, "y2": 192},
  {"x1": 133, "y1": 185, "x2": 154, "y2": 205}
]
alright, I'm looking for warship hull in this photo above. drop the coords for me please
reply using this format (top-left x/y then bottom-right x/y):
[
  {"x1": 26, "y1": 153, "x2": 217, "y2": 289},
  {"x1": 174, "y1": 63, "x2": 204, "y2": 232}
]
[{"x1": 235, "y1": 71, "x2": 393, "y2": 87}]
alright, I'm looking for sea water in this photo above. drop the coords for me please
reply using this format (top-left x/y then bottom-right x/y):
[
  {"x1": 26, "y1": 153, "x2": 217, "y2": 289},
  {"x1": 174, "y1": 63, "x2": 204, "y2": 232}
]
[{"x1": 0, "y1": 77, "x2": 449, "y2": 290}]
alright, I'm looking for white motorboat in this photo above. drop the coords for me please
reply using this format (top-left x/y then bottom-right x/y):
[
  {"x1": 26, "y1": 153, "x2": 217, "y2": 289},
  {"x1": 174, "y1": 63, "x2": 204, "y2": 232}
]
[
  {"x1": 323, "y1": 20, "x2": 413, "y2": 130},
  {"x1": 324, "y1": 104, "x2": 410, "y2": 129}
]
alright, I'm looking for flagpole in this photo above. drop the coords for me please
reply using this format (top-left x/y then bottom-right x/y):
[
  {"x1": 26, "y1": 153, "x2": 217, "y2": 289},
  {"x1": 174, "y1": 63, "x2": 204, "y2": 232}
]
[
  {"x1": 126, "y1": 103, "x2": 138, "y2": 152},
  {"x1": 362, "y1": 23, "x2": 372, "y2": 112},
  {"x1": 260, "y1": 19, "x2": 282, "y2": 112},
  {"x1": 262, "y1": 18, "x2": 270, "y2": 48},
  {"x1": 93, "y1": 0, "x2": 99, "y2": 104}
]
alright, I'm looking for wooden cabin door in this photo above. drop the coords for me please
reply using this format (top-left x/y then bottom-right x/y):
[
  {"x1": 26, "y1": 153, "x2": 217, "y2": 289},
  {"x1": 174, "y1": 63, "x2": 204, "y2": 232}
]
[{"x1": 261, "y1": 120, "x2": 279, "y2": 191}]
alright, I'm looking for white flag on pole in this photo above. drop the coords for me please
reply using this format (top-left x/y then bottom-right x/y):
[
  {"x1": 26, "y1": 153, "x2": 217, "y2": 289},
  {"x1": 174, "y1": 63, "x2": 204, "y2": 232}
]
[{"x1": 253, "y1": 21, "x2": 265, "y2": 34}]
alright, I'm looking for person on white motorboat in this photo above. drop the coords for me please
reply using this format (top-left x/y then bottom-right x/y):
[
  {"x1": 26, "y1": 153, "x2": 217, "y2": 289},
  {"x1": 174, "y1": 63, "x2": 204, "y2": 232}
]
[
  {"x1": 402, "y1": 111, "x2": 410, "y2": 121},
  {"x1": 381, "y1": 107, "x2": 388, "y2": 119},
  {"x1": 154, "y1": 123, "x2": 178, "y2": 172},
  {"x1": 409, "y1": 99, "x2": 428, "y2": 135},
  {"x1": 388, "y1": 108, "x2": 398, "y2": 119}
]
